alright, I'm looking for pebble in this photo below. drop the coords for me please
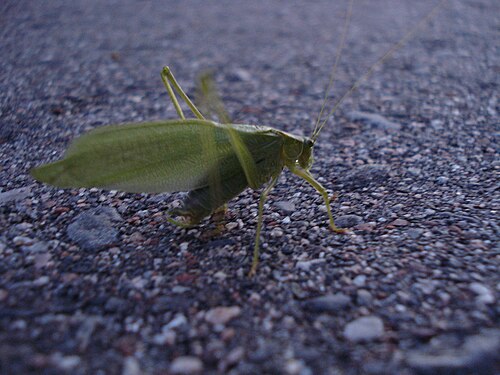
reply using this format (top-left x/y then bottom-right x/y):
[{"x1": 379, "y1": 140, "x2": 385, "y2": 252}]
[
  {"x1": 165, "y1": 314, "x2": 188, "y2": 330},
  {"x1": 302, "y1": 293, "x2": 352, "y2": 313},
  {"x1": 347, "y1": 111, "x2": 402, "y2": 130},
  {"x1": 408, "y1": 167, "x2": 422, "y2": 176},
  {"x1": 344, "y1": 316, "x2": 384, "y2": 342},
  {"x1": 275, "y1": 200, "x2": 296, "y2": 213},
  {"x1": 335, "y1": 215, "x2": 363, "y2": 228},
  {"x1": 122, "y1": 357, "x2": 141, "y2": 375},
  {"x1": 21, "y1": 241, "x2": 49, "y2": 253},
  {"x1": 353, "y1": 275, "x2": 366, "y2": 287},
  {"x1": 205, "y1": 306, "x2": 241, "y2": 325},
  {"x1": 13, "y1": 236, "x2": 34, "y2": 246},
  {"x1": 271, "y1": 227, "x2": 284, "y2": 237},
  {"x1": 0, "y1": 123, "x2": 14, "y2": 143},
  {"x1": 34, "y1": 253, "x2": 51, "y2": 269},
  {"x1": 405, "y1": 329, "x2": 500, "y2": 374},
  {"x1": 296, "y1": 259, "x2": 325, "y2": 271},
  {"x1": 390, "y1": 218, "x2": 409, "y2": 227},
  {"x1": 342, "y1": 165, "x2": 390, "y2": 189},
  {"x1": 170, "y1": 356, "x2": 203, "y2": 374},
  {"x1": 406, "y1": 228, "x2": 424, "y2": 239},
  {"x1": 49, "y1": 353, "x2": 81, "y2": 371},
  {"x1": 225, "y1": 222, "x2": 238, "y2": 230},
  {"x1": 67, "y1": 206, "x2": 121, "y2": 251},
  {"x1": 356, "y1": 290, "x2": 373, "y2": 305},
  {"x1": 436, "y1": 176, "x2": 449, "y2": 185},
  {"x1": 0, "y1": 187, "x2": 30, "y2": 206},
  {"x1": 469, "y1": 282, "x2": 495, "y2": 304},
  {"x1": 104, "y1": 297, "x2": 128, "y2": 313},
  {"x1": 33, "y1": 276, "x2": 50, "y2": 286}
]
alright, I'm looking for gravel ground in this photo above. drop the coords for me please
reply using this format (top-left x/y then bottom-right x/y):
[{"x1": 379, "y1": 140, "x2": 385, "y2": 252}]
[{"x1": 1, "y1": 0, "x2": 498, "y2": 374}]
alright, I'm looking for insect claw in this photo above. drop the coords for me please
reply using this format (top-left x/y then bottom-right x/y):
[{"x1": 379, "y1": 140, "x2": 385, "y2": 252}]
[
  {"x1": 332, "y1": 227, "x2": 348, "y2": 234},
  {"x1": 166, "y1": 214, "x2": 194, "y2": 228},
  {"x1": 248, "y1": 261, "x2": 258, "y2": 277},
  {"x1": 330, "y1": 192, "x2": 339, "y2": 201}
]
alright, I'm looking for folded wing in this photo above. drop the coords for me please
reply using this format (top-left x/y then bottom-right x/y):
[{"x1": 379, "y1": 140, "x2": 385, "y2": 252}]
[{"x1": 31, "y1": 119, "x2": 282, "y2": 194}]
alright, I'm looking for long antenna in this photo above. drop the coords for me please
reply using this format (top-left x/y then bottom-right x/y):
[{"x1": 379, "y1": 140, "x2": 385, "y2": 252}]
[
  {"x1": 312, "y1": 0, "x2": 446, "y2": 141},
  {"x1": 312, "y1": 0, "x2": 354, "y2": 137}
]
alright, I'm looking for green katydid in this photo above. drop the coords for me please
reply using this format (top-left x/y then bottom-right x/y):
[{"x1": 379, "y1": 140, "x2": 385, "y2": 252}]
[{"x1": 30, "y1": 1, "x2": 444, "y2": 275}]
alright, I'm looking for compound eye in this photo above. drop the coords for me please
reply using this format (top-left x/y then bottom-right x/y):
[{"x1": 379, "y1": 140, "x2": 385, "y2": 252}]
[{"x1": 306, "y1": 139, "x2": 314, "y2": 148}]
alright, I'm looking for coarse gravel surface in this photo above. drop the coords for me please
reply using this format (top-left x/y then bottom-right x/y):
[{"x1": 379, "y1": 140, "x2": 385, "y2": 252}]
[{"x1": 1, "y1": 0, "x2": 499, "y2": 374}]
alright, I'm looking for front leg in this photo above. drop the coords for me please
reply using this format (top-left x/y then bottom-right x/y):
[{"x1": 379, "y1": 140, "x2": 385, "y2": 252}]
[{"x1": 289, "y1": 166, "x2": 346, "y2": 233}]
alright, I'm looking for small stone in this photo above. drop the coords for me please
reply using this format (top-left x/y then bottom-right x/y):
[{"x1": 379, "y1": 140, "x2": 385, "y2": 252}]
[
  {"x1": 405, "y1": 329, "x2": 500, "y2": 374},
  {"x1": 13, "y1": 236, "x2": 34, "y2": 246},
  {"x1": 335, "y1": 215, "x2": 362, "y2": 228},
  {"x1": 153, "y1": 330, "x2": 176, "y2": 346},
  {"x1": 353, "y1": 275, "x2": 366, "y2": 287},
  {"x1": 436, "y1": 176, "x2": 449, "y2": 185},
  {"x1": 214, "y1": 271, "x2": 227, "y2": 280},
  {"x1": 342, "y1": 165, "x2": 390, "y2": 189},
  {"x1": 275, "y1": 200, "x2": 295, "y2": 213},
  {"x1": 407, "y1": 228, "x2": 424, "y2": 239},
  {"x1": 165, "y1": 314, "x2": 188, "y2": 330},
  {"x1": 469, "y1": 282, "x2": 495, "y2": 304},
  {"x1": 232, "y1": 68, "x2": 251, "y2": 82},
  {"x1": 127, "y1": 231, "x2": 144, "y2": 244},
  {"x1": 34, "y1": 253, "x2": 51, "y2": 269},
  {"x1": 67, "y1": 207, "x2": 121, "y2": 251},
  {"x1": 225, "y1": 222, "x2": 238, "y2": 230},
  {"x1": 302, "y1": 293, "x2": 351, "y2": 313},
  {"x1": 33, "y1": 276, "x2": 49, "y2": 286},
  {"x1": 356, "y1": 289, "x2": 373, "y2": 305},
  {"x1": 0, "y1": 123, "x2": 15, "y2": 144},
  {"x1": 296, "y1": 259, "x2": 325, "y2": 271},
  {"x1": 390, "y1": 218, "x2": 409, "y2": 227},
  {"x1": 0, "y1": 188, "x2": 30, "y2": 206},
  {"x1": 223, "y1": 347, "x2": 245, "y2": 368},
  {"x1": 122, "y1": 357, "x2": 141, "y2": 375},
  {"x1": 0, "y1": 289, "x2": 8, "y2": 301},
  {"x1": 270, "y1": 227, "x2": 284, "y2": 237},
  {"x1": 49, "y1": 353, "x2": 81, "y2": 371},
  {"x1": 408, "y1": 167, "x2": 421, "y2": 176},
  {"x1": 205, "y1": 306, "x2": 241, "y2": 325},
  {"x1": 354, "y1": 222, "x2": 375, "y2": 231},
  {"x1": 170, "y1": 356, "x2": 203, "y2": 374},
  {"x1": 347, "y1": 111, "x2": 401, "y2": 130},
  {"x1": 21, "y1": 241, "x2": 49, "y2": 253},
  {"x1": 104, "y1": 297, "x2": 128, "y2": 313},
  {"x1": 284, "y1": 359, "x2": 307, "y2": 375},
  {"x1": 344, "y1": 316, "x2": 384, "y2": 342}
]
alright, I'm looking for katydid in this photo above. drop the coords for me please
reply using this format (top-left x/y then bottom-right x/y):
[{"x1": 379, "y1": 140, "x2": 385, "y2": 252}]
[{"x1": 30, "y1": 1, "x2": 444, "y2": 275}]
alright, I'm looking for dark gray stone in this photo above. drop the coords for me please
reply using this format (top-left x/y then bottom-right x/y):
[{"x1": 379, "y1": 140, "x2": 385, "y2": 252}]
[
  {"x1": 302, "y1": 293, "x2": 352, "y2": 313},
  {"x1": 347, "y1": 111, "x2": 402, "y2": 130},
  {"x1": 405, "y1": 329, "x2": 500, "y2": 375},
  {"x1": 274, "y1": 200, "x2": 296, "y2": 213},
  {"x1": 342, "y1": 165, "x2": 390, "y2": 189},
  {"x1": 0, "y1": 188, "x2": 30, "y2": 206},
  {"x1": 344, "y1": 316, "x2": 384, "y2": 342},
  {"x1": 335, "y1": 214, "x2": 363, "y2": 228},
  {"x1": 67, "y1": 206, "x2": 122, "y2": 251}
]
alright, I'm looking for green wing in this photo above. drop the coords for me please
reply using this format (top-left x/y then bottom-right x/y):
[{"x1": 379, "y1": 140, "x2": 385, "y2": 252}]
[{"x1": 31, "y1": 119, "x2": 282, "y2": 194}]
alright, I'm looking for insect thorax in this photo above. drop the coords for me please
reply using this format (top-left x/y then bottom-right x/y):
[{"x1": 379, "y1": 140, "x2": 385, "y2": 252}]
[{"x1": 282, "y1": 136, "x2": 314, "y2": 170}]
